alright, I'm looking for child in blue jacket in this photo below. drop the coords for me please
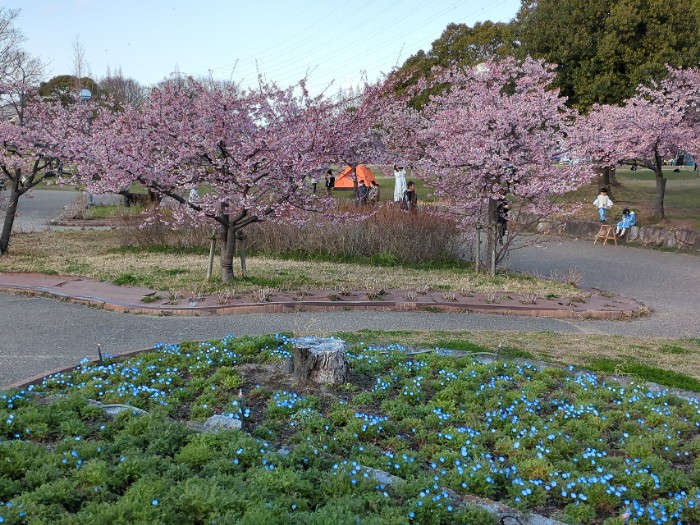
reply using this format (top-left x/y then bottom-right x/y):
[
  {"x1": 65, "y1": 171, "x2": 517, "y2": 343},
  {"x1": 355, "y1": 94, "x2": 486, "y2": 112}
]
[{"x1": 615, "y1": 208, "x2": 636, "y2": 237}]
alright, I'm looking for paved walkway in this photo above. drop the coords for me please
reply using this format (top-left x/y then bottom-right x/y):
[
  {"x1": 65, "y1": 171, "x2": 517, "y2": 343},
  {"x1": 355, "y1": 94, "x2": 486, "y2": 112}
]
[
  {"x1": 506, "y1": 239, "x2": 700, "y2": 339},
  {"x1": 1, "y1": 189, "x2": 699, "y2": 388},
  {"x1": 1, "y1": 235, "x2": 698, "y2": 389}
]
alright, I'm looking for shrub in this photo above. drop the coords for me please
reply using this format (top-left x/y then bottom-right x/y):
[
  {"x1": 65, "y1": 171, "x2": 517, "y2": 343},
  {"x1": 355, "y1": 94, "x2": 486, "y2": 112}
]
[
  {"x1": 246, "y1": 203, "x2": 463, "y2": 265},
  {"x1": 116, "y1": 210, "x2": 211, "y2": 250}
]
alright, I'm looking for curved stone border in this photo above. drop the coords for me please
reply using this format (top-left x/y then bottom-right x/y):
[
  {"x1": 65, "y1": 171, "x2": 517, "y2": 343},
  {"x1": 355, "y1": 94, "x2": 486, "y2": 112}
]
[
  {"x1": 0, "y1": 282, "x2": 648, "y2": 320},
  {"x1": 527, "y1": 216, "x2": 700, "y2": 252}
]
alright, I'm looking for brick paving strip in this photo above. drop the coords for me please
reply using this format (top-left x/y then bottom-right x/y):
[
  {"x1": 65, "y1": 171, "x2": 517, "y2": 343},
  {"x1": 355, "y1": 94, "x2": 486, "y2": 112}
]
[{"x1": 0, "y1": 272, "x2": 647, "y2": 320}]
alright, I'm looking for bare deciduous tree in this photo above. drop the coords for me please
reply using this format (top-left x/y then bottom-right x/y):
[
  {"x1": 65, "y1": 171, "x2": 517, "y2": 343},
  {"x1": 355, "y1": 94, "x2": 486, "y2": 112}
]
[
  {"x1": 71, "y1": 35, "x2": 88, "y2": 91},
  {"x1": 100, "y1": 66, "x2": 146, "y2": 106}
]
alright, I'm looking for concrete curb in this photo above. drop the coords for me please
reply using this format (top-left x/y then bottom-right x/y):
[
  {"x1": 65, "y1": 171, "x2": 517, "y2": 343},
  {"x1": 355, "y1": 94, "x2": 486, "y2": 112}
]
[{"x1": 0, "y1": 282, "x2": 648, "y2": 321}]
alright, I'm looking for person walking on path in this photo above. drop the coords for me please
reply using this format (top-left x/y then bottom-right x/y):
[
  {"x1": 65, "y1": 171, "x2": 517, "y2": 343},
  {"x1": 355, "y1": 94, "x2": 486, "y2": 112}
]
[
  {"x1": 393, "y1": 163, "x2": 407, "y2": 203},
  {"x1": 593, "y1": 188, "x2": 613, "y2": 222}
]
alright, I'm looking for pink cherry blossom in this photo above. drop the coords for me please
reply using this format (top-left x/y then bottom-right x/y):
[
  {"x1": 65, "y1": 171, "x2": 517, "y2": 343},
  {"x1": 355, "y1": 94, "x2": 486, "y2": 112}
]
[
  {"x1": 572, "y1": 67, "x2": 700, "y2": 220},
  {"x1": 68, "y1": 77, "x2": 390, "y2": 281},
  {"x1": 385, "y1": 57, "x2": 594, "y2": 234}
]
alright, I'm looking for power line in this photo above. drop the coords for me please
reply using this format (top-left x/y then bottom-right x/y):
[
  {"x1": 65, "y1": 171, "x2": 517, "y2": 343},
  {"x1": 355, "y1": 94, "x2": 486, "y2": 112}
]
[{"x1": 193, "y1": 0, "x2": 516, "y2": 90}]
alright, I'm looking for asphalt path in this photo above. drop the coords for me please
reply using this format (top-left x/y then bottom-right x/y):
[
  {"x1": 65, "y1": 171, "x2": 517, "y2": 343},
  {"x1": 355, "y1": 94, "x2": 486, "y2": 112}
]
[
  {"x1": 0, "y1": 188, "x2": 77, "y2": 231},
  {"x1": 505, "y1": 239, "x2": 700, "y2": 339},
  {"x1": 0, "y1": 188, "x2": 118, "y2": 232},
  {"x1": 1, "y1": 190, "x2": 698, "y2": 388}
]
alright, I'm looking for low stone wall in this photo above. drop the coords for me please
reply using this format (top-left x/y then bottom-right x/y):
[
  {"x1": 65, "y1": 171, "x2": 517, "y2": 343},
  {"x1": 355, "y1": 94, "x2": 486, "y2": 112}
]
[{"x1": 544, "y1": 219, "x2": 700, "y2": 251}]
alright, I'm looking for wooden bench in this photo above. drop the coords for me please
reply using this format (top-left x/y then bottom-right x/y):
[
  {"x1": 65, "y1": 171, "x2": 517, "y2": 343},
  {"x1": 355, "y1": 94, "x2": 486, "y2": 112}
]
[{"x1": 593, "y1": 224, "x2": 617, "y2": 246}]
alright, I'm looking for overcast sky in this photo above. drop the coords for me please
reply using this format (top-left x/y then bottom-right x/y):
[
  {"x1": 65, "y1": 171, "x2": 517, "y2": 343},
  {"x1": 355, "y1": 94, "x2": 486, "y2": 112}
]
[{"x1": 13, "y1": 0, "x2": 520, "y2": 93}]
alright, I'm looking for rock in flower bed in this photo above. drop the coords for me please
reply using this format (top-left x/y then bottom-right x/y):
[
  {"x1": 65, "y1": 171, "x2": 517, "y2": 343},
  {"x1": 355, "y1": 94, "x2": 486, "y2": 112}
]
[{"x1": 0, "y1": 334, "x2": 699, "y2": 524}]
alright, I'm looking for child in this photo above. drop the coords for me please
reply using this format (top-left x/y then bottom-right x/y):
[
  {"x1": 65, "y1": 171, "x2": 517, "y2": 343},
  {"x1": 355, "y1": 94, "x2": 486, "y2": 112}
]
[
  {"x1": 402, "y1": 181, "x2": 417, "y2": 213},
  {"x1": 615, "y1": 208, "x2": 636, "y2": 237},
  {"x1": 367, "y1": 180, "x2": 380, "y2": 204},
  {"x1": 593, "y1": 188, "x2": 613, "y2": 222}
]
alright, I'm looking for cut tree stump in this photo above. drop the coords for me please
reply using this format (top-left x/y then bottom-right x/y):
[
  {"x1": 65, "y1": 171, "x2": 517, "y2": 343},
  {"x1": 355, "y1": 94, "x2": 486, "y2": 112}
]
[{"x1": 290, "y1": 337, "x2": 349, "y2": 385}]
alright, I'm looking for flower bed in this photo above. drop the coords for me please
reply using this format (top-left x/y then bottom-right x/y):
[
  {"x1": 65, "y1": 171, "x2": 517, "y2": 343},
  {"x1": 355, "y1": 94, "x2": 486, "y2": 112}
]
[{"x1": 1, "y1": 335, "x2": 699, "y2": 524}]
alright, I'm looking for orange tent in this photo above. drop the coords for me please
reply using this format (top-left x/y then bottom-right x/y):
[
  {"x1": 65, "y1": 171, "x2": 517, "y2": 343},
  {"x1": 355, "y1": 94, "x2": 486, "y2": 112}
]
[{"x1": 335, "y1": 164, "x2": 378, "y2": 189}]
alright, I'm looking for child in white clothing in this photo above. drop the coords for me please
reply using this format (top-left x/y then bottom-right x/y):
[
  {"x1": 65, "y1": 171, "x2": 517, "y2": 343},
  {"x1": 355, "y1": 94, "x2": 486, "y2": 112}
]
[{"x1": 593, "y1": 188, "x2": 613, "y2": 222}]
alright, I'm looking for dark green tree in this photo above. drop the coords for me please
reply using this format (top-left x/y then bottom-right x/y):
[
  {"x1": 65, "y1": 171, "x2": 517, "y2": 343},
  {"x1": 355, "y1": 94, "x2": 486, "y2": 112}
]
[
  {"x1": 38, "y1": 75, "x2": 98, "y2": 106},
  {"x1": 395, "y1": 21, "x2": 517, "y2": 107},
  {"x1": 516, "y1": 0, "x2": 700, "y2": 110}
]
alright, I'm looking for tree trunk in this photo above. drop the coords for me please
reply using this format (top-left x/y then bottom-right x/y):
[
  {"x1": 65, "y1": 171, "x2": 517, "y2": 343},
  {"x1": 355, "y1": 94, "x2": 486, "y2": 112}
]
[
  {"x1": 597, "y1": 166, "x2": 617, "y2": 188},
  {"x1": 290, "y1": 338, "x2": 349, "y2": 385},
  {"x1": 649, "y1": 152, "x2": 666, "y2": 220},
  {"x1": 487, "y1": 198, "x2": 498, "y2": 277},
  {"x1": 0, "y1": 188, "x2": 21, "y2": 254},
  {"x1": 236, "y1": 229, "x2": 247, "y2": 277},
  {"x1": 596, "y1": 166, "x2": 616, "y2": 199},
  {"x1": 654, "y1": 169, "x2": 666, "y2": 220},
  {"x1": 220, "y1": 224, "x2": 237, "y2": 282},
  {"x1": 352, "y1": 165, "x2": 358, "y2": 207}
]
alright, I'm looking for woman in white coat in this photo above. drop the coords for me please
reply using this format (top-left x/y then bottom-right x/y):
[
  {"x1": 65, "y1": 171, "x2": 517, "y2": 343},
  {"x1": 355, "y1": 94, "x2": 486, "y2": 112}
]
[{"x1": 393, "y1": 163, "x2": 407, "y2": 202}]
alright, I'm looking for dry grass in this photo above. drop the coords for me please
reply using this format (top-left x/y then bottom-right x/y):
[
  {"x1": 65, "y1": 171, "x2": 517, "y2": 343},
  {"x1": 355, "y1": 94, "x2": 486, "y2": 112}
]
[
  {"x1": 478, "y1": 332, "x2": 700, "y2": 379},
  {"x1": 331, "y1": 330, "x2": 700, "y2": 381},
  {"x1": 0, "y1": 229, "x2": 582, "y2": 298}
]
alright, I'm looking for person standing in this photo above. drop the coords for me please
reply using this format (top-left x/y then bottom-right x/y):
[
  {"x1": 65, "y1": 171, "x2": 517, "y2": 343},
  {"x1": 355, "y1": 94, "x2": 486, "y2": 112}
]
[
  {"x1": 393, "y1": 163, "x2": 407, "y2": 203},
  {"x1": 402, "y1": 180, "x2": 418, "y2": 213},
  {"x1": 496, "y1": 194, "x2": 511, "y2": 245},
  {"x1": 188, "y1": 187, "x2": 200, "y2": 203},
  {"x1": 356, "y1": 179, "x2": 369, "y2": 205},
  {"x1": 325, "y1": 169, "x2": 335, "y2": 196},
  {"x1": 367, "y1": 180, "x2": 380, "y2": 204},
  {"x1": 593, "y1": 188, "x2": 613, "y2": 222}
]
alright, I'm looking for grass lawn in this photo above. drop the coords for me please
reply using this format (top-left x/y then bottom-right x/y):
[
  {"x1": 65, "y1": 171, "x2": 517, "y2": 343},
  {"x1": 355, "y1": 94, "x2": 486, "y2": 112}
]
[
  {"x1": 2, "y1": 332, "x2": 700, "y2": 524},
  {"x1": 0, "y1": 229, "x2": 582, "y2": 298},
  {"x1": 555, "y1": 166, "x2": 700, "y2": 230}
]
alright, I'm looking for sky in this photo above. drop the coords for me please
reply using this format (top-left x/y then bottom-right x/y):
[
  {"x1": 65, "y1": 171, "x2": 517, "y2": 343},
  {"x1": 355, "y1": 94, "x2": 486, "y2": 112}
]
[{"x1": 13, "y1": 0, "x2": 521, "y2": 94}]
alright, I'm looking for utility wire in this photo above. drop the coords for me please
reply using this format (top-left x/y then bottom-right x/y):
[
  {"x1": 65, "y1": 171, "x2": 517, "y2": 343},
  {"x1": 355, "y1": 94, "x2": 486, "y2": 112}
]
[{"x1": 194, "y1": 0, "x2": 515, "y2": 90}]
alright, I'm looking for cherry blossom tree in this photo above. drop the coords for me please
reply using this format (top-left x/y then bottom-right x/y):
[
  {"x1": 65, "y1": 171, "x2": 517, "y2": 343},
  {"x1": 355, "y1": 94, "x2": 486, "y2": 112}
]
[
  {"x1": 70, "y1": 77, "x2": 387, "y2": 281},
  {"x1": 573, "y1": 68, "x2": 700, "y2": 220},
  {"x1": 0, "y1": 88, "x2": 78, "y2": 254},
  {"x1": 385, "y1": 58, "x2": 593, "y2": 262}
]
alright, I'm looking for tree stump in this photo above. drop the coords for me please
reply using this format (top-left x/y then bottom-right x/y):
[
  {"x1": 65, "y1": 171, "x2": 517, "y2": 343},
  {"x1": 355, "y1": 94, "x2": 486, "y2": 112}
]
[{"x1": 290, "y1": 337, "x2": 348, "y2": 386}]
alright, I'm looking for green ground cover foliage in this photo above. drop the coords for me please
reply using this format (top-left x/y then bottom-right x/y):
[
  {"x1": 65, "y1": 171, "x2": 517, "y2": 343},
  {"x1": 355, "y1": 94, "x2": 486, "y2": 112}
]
[{"x1": 1, "y1": 334, "x2": 699, "y2": 524}]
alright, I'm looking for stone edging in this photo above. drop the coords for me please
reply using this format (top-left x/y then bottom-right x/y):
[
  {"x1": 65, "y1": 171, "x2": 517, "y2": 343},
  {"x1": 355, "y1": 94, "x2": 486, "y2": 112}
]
[
  {"x1": 529, "y1": 216, "x2": 700, "y2": 252},
  {"x1": 0, "y1": 282, "x2": 648, "y2": 320}
]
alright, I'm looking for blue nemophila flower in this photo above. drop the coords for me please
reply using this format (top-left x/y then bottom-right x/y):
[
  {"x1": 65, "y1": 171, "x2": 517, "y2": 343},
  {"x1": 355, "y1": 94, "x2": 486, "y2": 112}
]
[{"x1": 152, "y1": 499, "x2": 159, "y2": 506}]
